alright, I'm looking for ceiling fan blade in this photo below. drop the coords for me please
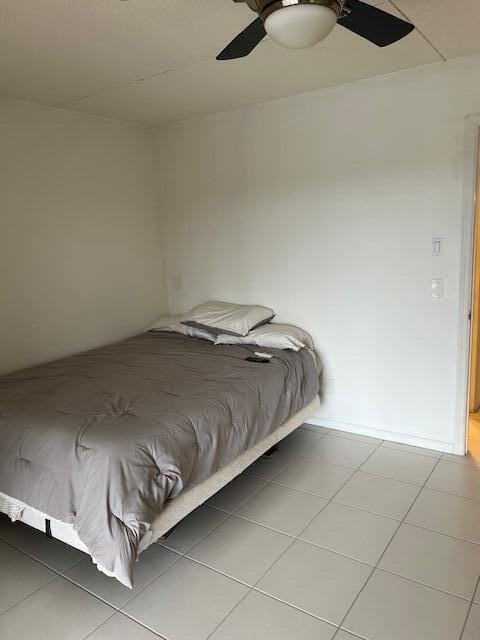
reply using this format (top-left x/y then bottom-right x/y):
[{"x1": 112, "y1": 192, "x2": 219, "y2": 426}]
[
  {"x1": 338, "y1": 0, "x2": 414, "y2": 47},
  {"x1": 217, "y1": 17, "x2": 266, "y2": 60}
]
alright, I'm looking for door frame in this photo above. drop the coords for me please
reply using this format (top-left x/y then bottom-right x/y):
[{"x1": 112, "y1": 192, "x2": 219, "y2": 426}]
[
  {"x1": 469, "y1": 187, "x2": 480, "y2": 415},
  {"x1": 455, "y1": 114, "x2": 480, "y2": 455}
]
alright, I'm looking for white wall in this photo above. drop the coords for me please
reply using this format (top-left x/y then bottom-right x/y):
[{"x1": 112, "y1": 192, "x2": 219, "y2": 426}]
[
  {"x1": 0, "y1": 99, "x2": 167, "y2": 375},
  {"x1": 155, "y1": 53, "x2": 480, "y2": 453}
]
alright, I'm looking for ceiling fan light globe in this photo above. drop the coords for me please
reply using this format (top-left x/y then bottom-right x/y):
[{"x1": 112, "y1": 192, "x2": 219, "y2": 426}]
[{"x1": 264, "y1": 4, "x2": 337, "y2": 49}]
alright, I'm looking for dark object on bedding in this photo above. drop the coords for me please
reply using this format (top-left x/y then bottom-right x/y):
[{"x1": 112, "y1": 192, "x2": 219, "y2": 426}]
[
  {"x1": 245, "y1": 356, "x2": 270, "y2": 363},
  {"x1": 0, "y1": 332, "x2": 318, "y2": 587}
]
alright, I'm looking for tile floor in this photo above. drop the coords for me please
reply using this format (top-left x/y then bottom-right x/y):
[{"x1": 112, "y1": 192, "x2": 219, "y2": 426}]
[{"x1": 1, "y1": 425, "x2": 480, "y2": 639}]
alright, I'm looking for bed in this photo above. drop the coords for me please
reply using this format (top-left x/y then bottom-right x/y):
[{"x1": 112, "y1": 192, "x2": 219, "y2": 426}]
[{"x1": 0, "y1": 330, "x2": 320, "y2": 587}]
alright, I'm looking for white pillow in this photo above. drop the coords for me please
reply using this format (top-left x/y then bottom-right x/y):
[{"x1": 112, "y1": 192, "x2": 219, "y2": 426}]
[
  {"x1": 149, "y1": 315, "x2": 215, "y2": 342},
  {"x1": 214, "y1": 323, "x2": 314, "y2": 352},
  {"x1": 180, "y1": 301, "x2": 274, "y2": 337}
]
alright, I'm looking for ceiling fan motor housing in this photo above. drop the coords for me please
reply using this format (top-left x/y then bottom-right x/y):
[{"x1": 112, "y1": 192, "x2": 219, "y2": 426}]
[{"x1": 246, "y1": 0, "x2": 347, "y2": 22}]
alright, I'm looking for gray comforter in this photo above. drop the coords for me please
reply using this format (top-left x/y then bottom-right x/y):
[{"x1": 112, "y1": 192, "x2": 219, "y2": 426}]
[{"x1": 0, "y1": 332, "x2": 319, "y2": 586}]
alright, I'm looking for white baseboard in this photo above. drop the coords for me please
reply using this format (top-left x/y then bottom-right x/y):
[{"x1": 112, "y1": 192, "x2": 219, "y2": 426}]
[{"x1": 304, "y1": 415, "x2": 458, "y2": 455}]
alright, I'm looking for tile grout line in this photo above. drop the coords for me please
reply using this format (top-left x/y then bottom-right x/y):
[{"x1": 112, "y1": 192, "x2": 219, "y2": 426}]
[
  {"x1": 0, "y1": 572, "x2": 60, "y2": 618},
  {"x1": 459, "y1": 574, "x2": 480, "y2": 640},
  {"x1": 109, "y1": 609, "x2": 169, "y2": 640},
  {"x1": 381, "y1": 444, "x2": 442, "y2": 459},
  {"x1": 207, "y1": 463, "x2": 290, "y2": 512},
  {"x1": 381, "y1": 520, "x2": 480, "y2": 548},
  {"x1": 294, "y1": 455, "x2": 385, "y2": 473},
  {"x1": 250, "y1": 587, "x2": 344, "y2": 631},
  {"x1": 375, "y1": 566, "x2": 476, "y2": 603},
  {"x1": 388, "y1": 518, "x2": 480, "y2": 547},
  {"x1": 0, "y1": 548, "x2": 170, "y2": 640},
  {"x1": 414, "y1": 478, "x2": 480, "y2": 504},
  {"x1": 442, "y1": 458, "x2": 480, "y2": 469},
  {"x1": 414, "y1": 482, "x2": 480, "y2": 502},
  {"x1": 181, "y1": 514, "x2": 478, "y2": 608},
  {"x1": 0, "y1": 560, "x2": 164, "y2": 639},
  {"x1": 332, "y1": 455, "x2": 445, "y2": 638},
  {"x1": 271, "y1": 461, "x2": 480, "y2": 503},
  {"x1": 246, "y1": 440, "x2": 469, "y2": 511},
  {"x1": 8, "y1": 540, "x2": 86, "y2": 576},
  {"x1": 0, "y1": 536, "x2": 126, "y2": 620},
  {"x1": 204, "y1": 437, "x2": 386, "y2": 638},
  {"x1": 242, "y1": 427, "x2": 331, "y2": 480},
  {"x1": 199, "y1": 506, "x2": 480, "y2": 573},
  {"x1": 0, "y1": 536, "x2": 72, "y2": 618},
  {"x1": 272, "y1": 462, "x2": 438, "y2": 490},
  {"x1": 62, "y1": 548, "x2": 184, "y2": 613},
  {"x1": 208, "y1": 496, "x2": 399, "y2": 525},
  {"x1": 62, "y1": 561, "x2": 180, "y2": 640},
  {"x1": 207, "y1": 480, "x2": 480, "y2": 553},
  {"x1": 81, "y1": 612, "x2": 119, "y2": 640},
  {"x1": 159, "y1": 507, "x2": 232, "y2": 555},
  {"x1": 321, "y1": 428, "x2": 452, "y2": 457}
]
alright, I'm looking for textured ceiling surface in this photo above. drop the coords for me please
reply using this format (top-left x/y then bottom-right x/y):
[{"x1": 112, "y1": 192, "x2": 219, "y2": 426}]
[{"x1": 1, "y1": 1, "x2": 479, "y2": 125}]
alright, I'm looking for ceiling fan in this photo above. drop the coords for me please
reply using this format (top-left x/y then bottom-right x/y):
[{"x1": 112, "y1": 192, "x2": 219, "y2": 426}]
[{"x1": 217, "y1": 0, "x2": 415, "y2": 60}]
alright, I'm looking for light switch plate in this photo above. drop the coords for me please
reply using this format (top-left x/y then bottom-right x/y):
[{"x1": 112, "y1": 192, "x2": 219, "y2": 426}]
[
  {"x1": 431, "y1": 278, "x2": 445, "y2": 299},
  {"x1": 432, "y1": 237, "x2": 444, "y2": 257}
]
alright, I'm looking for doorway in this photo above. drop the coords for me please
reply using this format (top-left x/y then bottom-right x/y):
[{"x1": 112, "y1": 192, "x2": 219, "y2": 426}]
[{"x1": 467, "y1": 138, "x2": 480, "y2": 466}]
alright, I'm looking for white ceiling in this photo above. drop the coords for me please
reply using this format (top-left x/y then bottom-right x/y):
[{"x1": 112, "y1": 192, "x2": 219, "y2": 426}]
[{"x1": 1, "y1": 0, "x2": 479, "y2": 125}]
